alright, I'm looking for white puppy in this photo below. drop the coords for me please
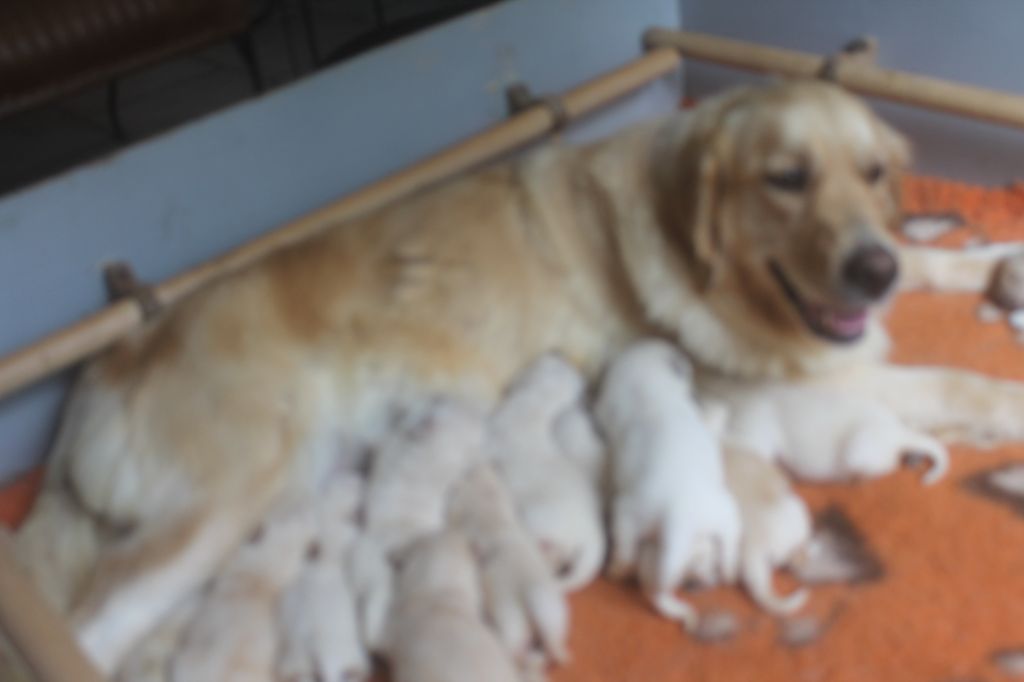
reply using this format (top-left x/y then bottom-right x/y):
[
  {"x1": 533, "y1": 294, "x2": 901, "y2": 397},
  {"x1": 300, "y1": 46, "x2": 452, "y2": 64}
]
[
  {"x1": 552, "y1": 399, "x2": 607, "y2": 487},
  {"x1": 383, "y1": 531, "x2": 521, "y2": 682},
  {"x1": 717, "y1": 383, "x2": 948, "y2": 484},
  {"x1": 363, "y1": 397, "x2": 483, "y2": 557},
  {"x1": 488, "y1": 353, "x2": 606, "y2": 590},
  {"x1": 344, "y1": 533, "x2": 393, "y2": 655},
  {"x1": 171, "y1": 500, "x2": 316, "y2": 682},
  {"x1": 276, "y1": 472, "x2": 370, "y2": 682},
  {"x1": 595, "y1": 339, "x2": 741, "y2": 632},
  {"x1": 448, "y1": 463, "x2": 569, "y2": 669},
  {"x1": 722, "y1": 443, "x2": 811, "y2": 615}
]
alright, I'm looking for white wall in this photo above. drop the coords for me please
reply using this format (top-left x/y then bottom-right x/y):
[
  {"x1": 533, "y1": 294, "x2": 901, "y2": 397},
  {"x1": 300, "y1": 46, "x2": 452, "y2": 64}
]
[
  {"x1": 0, "y1": 0, "x2": 682, "y2": 481},
  {"x1": 679, "y1": 0, "x2": 1024, "y2": 184}
]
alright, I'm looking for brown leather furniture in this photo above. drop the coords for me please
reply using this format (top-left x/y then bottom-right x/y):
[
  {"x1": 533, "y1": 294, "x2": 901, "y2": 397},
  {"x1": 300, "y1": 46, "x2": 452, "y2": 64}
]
[{"x1": 0, "y1": 0, "x2": 252, "y2": 119}]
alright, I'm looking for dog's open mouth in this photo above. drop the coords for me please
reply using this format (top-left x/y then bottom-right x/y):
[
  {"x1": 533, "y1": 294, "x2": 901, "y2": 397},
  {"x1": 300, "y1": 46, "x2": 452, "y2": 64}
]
[{"x1": 769, "y1": 262, "x2": 867, "y2": 343}]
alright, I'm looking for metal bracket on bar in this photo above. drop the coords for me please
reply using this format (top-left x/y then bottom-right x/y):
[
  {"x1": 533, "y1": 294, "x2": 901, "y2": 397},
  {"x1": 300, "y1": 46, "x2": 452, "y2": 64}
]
[
  {"x1": 505, "y1": 82, "x2": 570, "y2": 131},
  {"x1": 103, "y1": 261, "x2": 163, "y2": 321},
  {"x1": 818, "y1": 36, "x2": 878, "y2": 81}
]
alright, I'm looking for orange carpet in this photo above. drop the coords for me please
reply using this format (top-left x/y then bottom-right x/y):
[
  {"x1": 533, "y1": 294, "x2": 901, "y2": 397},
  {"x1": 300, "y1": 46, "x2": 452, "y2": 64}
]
[{"x1": 4, "y1": 176, "x2": 1024, "y2": 682}]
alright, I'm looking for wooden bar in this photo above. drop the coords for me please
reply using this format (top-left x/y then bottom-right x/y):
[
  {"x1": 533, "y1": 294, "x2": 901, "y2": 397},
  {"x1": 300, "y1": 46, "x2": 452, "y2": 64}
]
[
  {"x1": 0, "y1": 48, "x2": 682, "y2": 401},
  {"x1": 644, "y1": 28, "x2": 1024, "y2": 130}
]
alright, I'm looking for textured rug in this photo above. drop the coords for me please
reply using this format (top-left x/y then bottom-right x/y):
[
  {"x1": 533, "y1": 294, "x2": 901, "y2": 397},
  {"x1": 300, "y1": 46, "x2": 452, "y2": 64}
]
[{"x1": 3, "y1": 176, "x2": 1024, "y2": 682}]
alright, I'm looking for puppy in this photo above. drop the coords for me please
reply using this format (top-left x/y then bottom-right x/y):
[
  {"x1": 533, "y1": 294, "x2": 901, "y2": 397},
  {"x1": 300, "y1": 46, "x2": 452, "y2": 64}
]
[
  {"x1": 448, "y1": 463, "x2": 569, "y2": 669},
  {"x1": 722, "y1": 444, "x2": 811, "y2": 615},
  {"x1": 383, "y1": 531, "x2": 521, "y2": 682},
  {"x1": 488, "y1": 354, "x2": 606, "y2": 590},
  {"x1": 552, "y1": 399, "x2": 607, "y2": 487},
  {"x1": 277, "y1": 471, "x2": 370, "y2": 682},
  {"x1": 343, "y1": 533, "x2": 393, "y2": 656},
  {"x1": 717, "y1": 383, "x2": 948, "y2": 484},
  {"x1": 171, "y1": 500, "x2": 316, "y2": 682},
  {"x1": 595, "y1": 339, "x2": 741, "y2": 631},
  {"x1": 363, "y1": 397, "x2": 483, "y2": 557}
]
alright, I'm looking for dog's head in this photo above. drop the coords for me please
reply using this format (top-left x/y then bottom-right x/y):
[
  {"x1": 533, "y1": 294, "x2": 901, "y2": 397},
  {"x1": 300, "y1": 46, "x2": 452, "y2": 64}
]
[{"x1": 659, "y1": 80, "x2": 909, "y2": 348}]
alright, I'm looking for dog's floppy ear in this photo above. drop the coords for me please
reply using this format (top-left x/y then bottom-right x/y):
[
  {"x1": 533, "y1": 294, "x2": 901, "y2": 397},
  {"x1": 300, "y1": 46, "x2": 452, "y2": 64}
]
[
  {"x1": 659, "y1": 93, "x2": 746, "y2": 292},
  {"x1": 876, "y1": 117, "x2": 911, "y2": 222}
]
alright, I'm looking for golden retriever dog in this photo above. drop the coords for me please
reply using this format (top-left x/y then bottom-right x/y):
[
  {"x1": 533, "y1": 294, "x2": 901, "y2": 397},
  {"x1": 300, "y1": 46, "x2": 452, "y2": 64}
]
[{"x1": 17, "y1": 78, "x2": 1024, "y2": 674}]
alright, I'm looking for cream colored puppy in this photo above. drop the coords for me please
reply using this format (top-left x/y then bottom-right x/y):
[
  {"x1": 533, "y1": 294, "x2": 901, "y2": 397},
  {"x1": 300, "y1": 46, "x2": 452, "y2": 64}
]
[
  {"x1": 448, "y1": 463, "x2": 569, "y2": 668},
  {"x1": 170, "y1": 500, "x2": 315, "y2": 682},
  {"x1": 595, "y1": 339, "x2": 741, "y2": 632},
  {"x1": 277, "y1": 472, "x2": 369, "y2": 682},
  {"x1": 383, "y1": 531, "x2": 521, "y2": 682},
  {"x1": 722, "y1": 444, "x2": 811, "y2": 615},
  {"x1": 363, "y1": 397, "x2": 483, "y2": 557},
  {"x1": 488, "y1": 354, "x2": 606, "y2": 590},
  {"x1": 714, "y1": 382, "x2": 948, "y2": 484}
]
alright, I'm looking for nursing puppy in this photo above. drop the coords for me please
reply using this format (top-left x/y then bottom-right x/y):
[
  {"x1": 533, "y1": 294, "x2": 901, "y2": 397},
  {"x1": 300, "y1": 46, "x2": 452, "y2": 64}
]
[
  {"x1": 171, "y1": 500, "x2": 315, "y2": 682},
  {"x1": 595, "y1": 339, "x2": 741, "y2": 631},
  {"x1": 276, "y1": 472, "x2": 370, "y2": 682},
  {"x1": 711, "y1": 382, "x2": 948, "y2": 484},
  {"x1": 24, "y1": 79, "x2": 1024, "y2": 670},
  {"x1": 721, "y1": 444, "x2": 811, "y2": 615},
  {"x1": 552, "y1": 395, "x2": 607, "y2": 487},
  {"x1": 383, "y1": 531, "x2": 521, "y2": 682},
  {"x1": 488, "y1": 353, "x2": 606, "y2": 590},
  {"x1": 363, "y1": 397, "x2": 483, "y2": 558},
  {"x1": 448, "y1": 463, "x2": 569, "y2": 669}
]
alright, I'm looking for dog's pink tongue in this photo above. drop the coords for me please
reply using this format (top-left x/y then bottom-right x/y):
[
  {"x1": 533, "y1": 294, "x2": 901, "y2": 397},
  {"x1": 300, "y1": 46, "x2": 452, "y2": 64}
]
[{"x1": 820, "y1": 308, "x2": 867, "y2": 338}]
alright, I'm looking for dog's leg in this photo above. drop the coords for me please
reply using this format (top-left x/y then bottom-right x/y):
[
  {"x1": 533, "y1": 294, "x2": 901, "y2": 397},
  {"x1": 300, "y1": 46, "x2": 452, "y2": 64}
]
[
  {"x1": 900, "y1": 244, "x2": 1024, "y2": 293},
  {"x1": 819, "y1": 364, "x2": 1024, "y2": 446},
  {"x1": 14, "y1": 488, "x2": 100, "y2": 613},
  {"x1": 70, "y1": 504, "x2": 256, "y2": 675}
]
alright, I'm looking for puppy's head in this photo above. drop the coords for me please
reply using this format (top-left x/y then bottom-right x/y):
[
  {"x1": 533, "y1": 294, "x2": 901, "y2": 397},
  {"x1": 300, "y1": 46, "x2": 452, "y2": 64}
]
[{"x1": 661, "y1": 79, "x2": 909, "y2": 347}]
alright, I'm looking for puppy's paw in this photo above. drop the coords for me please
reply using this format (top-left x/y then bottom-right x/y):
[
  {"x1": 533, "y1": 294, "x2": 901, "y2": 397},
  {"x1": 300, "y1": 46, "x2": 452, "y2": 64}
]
[{"x1": 901, "y1": 434, "x2": 949, "y2": 485}]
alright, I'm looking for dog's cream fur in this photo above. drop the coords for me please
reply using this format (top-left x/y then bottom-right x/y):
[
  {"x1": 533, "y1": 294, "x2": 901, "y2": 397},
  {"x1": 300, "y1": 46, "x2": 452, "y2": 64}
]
[
  {"x1": 116, "y1": 596, "x2": 198, "y2": 682},
  {"x1": 18, "y1": 79, "x2": 1024, "y2": 671},
  {"x1": 487, "y1": 354, "x2": 606, "y2": 590},
  {"x1": 595, "y1": 339, "x2": 741, "y2": 631},
  {"x1": 448, "y1": 463, "x2": 570, "y2": 668},
  {"x1": 383, "y1": 531, "x2": 522, "y2": 682}
]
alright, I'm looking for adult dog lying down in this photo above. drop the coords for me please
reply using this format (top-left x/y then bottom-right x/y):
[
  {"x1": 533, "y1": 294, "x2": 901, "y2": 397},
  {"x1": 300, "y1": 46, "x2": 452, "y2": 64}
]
[{"x1": 18, "y1": 79, "x2": 1024, "y2": 674}]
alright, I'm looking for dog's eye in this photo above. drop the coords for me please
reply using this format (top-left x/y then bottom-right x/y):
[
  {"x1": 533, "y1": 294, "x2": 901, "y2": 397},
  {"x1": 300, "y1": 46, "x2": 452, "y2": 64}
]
[
  {"x1": 865, "y1": 163, "x2": 886, "y2": 184},
  {"x1": 764, "y1": 168, "x2": 810, "y2": 192}
]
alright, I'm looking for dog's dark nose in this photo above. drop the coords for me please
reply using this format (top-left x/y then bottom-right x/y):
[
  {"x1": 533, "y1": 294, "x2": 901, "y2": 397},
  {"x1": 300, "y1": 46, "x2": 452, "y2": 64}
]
[{"x1": 841, "y1": 244, "x2": 898, "y2": 300}]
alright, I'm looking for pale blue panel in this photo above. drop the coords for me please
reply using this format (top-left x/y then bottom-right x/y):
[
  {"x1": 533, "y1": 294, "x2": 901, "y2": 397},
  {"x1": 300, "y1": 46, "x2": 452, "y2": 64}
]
[{"x1": 0, "y1": 0, "x2": 682, "y2": 480}]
